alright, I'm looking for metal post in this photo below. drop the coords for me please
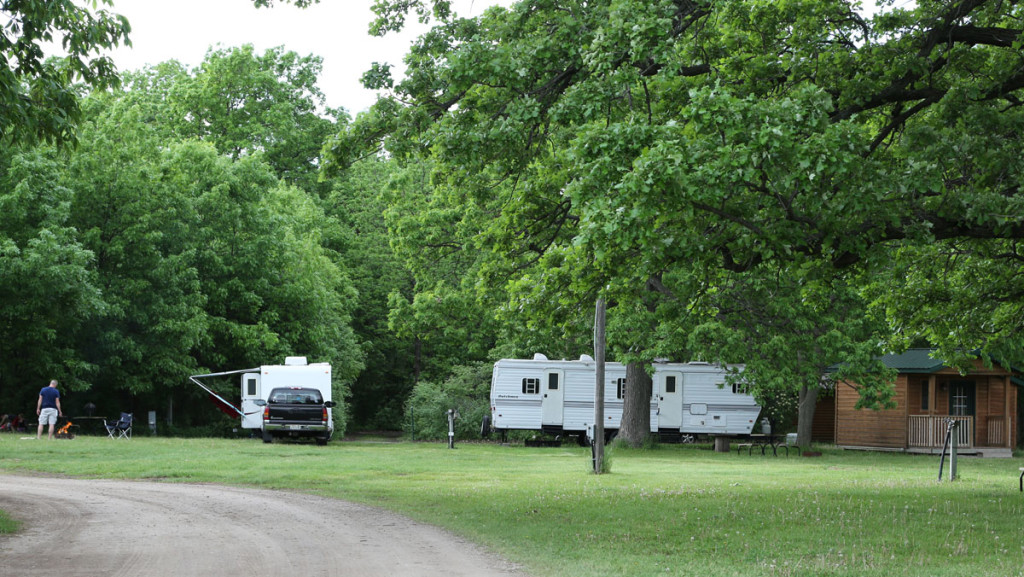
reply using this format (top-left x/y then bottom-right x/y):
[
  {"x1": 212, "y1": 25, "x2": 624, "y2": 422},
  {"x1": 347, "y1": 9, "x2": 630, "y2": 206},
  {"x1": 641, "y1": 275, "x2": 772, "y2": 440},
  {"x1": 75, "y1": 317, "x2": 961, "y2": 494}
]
[
  {"x1": 446, "y1": 408, "x2": 459, "y2": 449},
  {"x1": 593, "y1": 297, "x2": 606, "y2": 474},
  {"x1": 937, "y1": 418, "x2": 952, "y2": 481},
  {"x1": 949, "y1": 420, "x2": 958, "y2": 481}
]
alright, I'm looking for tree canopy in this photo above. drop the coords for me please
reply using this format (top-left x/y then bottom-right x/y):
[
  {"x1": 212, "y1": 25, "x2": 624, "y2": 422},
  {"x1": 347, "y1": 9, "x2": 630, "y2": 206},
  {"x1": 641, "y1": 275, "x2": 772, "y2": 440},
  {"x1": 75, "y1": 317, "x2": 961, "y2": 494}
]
[
  {"x1": 0, "y1": 45, "x2": 367, "y2": 433},
  {"x1": 327, "y1": 0, "x2": 1024, "y2": 442},
  {"x1": 1, "y1": 0, "x2": 130, "y2": 146}
]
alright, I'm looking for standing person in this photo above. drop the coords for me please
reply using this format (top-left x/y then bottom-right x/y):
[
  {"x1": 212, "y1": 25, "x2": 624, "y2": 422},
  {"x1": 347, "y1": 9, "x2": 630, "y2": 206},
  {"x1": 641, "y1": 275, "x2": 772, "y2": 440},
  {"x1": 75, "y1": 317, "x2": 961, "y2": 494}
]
[{"x1": 37, "y1": 380, "x2": 63, "y2": 440}]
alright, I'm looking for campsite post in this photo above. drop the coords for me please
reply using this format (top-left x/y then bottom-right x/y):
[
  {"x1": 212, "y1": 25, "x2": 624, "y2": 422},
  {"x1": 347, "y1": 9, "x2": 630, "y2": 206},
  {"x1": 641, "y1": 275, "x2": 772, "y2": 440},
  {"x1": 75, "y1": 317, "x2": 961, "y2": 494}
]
[
  {"x1": 447, "y1": 408, "x2": 459, "y2": 449},
  {"x1": 949, "y1": 419, "x2": 959, "y2": 481},
  {"x1": 593, "y1": 297, "x2": 606, "y2": 474}
]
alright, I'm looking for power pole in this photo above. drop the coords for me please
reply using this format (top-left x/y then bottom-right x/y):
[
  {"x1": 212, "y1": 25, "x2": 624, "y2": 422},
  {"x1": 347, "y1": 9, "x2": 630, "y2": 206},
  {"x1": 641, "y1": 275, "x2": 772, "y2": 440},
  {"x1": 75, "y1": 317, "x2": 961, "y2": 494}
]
[{"x1": 593, "y1": 297, "x2": 606, "y2": 474}]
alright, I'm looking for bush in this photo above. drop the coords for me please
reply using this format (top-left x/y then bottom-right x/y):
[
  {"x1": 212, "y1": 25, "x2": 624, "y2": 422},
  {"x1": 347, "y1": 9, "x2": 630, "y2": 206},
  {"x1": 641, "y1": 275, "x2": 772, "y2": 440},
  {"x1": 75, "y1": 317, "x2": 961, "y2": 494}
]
[{"x1": 403, "y1": 362, "x2": 491, "y2": 441}]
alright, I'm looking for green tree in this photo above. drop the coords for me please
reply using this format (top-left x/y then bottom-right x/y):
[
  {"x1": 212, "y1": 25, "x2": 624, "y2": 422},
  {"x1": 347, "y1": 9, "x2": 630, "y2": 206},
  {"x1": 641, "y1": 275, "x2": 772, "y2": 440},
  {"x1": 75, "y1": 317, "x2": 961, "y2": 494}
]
[
  {"x1": 168, "y1": 45, "x2": 345, "y2": 192},
  {"x1": 0, "y1": 148, "x2": 105, "y2": 410},
  {"x1": 323, "y1": 157, "x2": 418, "y2": 428},
  {"x1": 64, "y1": 97, "x2": 208, "y2": 399},
  {"x1": 1, "y1": 0, "x2": 130, "y2": 146},
  {"x1": 330, "y1": 0, "x2": 1024, "y2": 441}
]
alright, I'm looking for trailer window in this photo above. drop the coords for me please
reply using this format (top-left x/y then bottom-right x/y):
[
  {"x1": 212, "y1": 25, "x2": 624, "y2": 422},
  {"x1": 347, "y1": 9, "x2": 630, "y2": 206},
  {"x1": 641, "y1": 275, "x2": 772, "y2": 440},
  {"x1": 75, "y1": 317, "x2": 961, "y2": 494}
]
[
  {"x1": 616, "y1": 378, "x2": 626, "y2": 399},
  {"x1": 522, "y1": 378, "x2": 540, "y2": 394},
  {"x1": 664, "y1": 376, "x2": 676, "y2": 394},
  {"x1": 547, "y1": 373, "x2": 559, "y2": 390},
  {"x1": 246, "y1": 377, "x2": 257, "y2": 397}
]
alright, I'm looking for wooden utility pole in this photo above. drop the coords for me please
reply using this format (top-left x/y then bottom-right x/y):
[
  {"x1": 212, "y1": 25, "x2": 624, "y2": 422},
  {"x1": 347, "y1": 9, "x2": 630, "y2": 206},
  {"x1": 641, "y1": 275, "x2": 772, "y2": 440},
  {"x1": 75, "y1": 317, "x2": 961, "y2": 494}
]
[{"x1": 593, "y1": 297, "x2": 606, "y2": 474}]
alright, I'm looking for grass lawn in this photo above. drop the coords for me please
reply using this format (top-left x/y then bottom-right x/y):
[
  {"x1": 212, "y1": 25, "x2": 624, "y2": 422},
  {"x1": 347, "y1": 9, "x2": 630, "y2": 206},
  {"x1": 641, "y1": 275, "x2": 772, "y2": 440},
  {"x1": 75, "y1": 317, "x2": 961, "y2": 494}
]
[{"x1": 1, "y1": 434, "x2": 1022, "y2": 576}]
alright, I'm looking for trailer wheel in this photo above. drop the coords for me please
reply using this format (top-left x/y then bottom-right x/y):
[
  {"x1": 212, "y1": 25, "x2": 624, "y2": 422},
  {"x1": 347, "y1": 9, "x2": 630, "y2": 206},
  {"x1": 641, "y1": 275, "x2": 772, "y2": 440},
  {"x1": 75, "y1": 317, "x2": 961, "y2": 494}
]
[
  {"x1": 262, "y1": 430, "x2": 273, "y2": 444},
  {"x1": 680, "y1": 434, "x2": 696, "y2": 444},
  {"x1": 480, "y1": 415, "x2": 491, "y2": 438}
]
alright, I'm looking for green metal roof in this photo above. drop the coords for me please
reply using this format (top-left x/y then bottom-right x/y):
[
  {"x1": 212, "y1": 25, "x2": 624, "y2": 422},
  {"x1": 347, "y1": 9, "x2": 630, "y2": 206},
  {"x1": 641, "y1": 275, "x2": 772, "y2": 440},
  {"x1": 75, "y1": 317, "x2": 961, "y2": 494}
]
[
  {"x1": 878, "y1": 349, "x2": 948, "y2": 373},
  {"x1": 880, "y1": 349, "x2": 1022, "y2": 386}
]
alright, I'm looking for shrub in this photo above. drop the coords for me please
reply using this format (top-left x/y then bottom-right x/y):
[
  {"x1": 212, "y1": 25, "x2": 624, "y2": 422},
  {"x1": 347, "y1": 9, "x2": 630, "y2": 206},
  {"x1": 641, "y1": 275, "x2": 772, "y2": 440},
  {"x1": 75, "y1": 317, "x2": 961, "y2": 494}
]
[{"x1": 403, "y1": 362, "x2": 491, "y2": 441}]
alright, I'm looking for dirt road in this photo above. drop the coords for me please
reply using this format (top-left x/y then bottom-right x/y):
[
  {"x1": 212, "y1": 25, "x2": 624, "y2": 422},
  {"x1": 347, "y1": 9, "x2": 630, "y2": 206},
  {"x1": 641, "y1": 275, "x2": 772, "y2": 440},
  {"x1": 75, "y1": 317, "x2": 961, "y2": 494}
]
[{"x1": 0, "y1": 474, "x2": 527, "y2": 577}]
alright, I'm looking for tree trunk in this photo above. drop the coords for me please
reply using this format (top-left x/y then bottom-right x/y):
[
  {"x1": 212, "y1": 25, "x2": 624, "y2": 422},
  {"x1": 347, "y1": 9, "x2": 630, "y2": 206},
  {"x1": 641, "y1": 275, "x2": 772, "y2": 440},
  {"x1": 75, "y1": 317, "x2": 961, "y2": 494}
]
[
  {"x1": 620, "y1": 361, "x2": 652, "y2": 448},
  {"x1": 796, "y1": 384, "x2": 819, "y2": 449},
  {"x1": 593, "y1": 298, "x2": 606, "y2": 473}
]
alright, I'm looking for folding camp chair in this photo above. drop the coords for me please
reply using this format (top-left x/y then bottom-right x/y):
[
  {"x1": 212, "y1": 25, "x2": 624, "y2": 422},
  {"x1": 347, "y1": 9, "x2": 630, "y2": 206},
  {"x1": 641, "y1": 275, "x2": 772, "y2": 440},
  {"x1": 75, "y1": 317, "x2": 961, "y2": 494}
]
[{"x1": 104, "y1": 413, "x2": 133, "y2": 439}]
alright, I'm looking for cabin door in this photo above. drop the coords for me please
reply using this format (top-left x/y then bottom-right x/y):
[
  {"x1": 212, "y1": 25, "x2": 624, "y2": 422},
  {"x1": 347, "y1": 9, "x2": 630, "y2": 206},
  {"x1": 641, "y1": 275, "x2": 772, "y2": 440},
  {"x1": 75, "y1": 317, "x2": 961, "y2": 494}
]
[
  {"x1": 949, "y1": 381, "x2": 976, "y2": 418},
  {"x1": 658, "y1": 371, "x2": 683, "y2": 429},
  {"x1": 541, "y1": 370, "x2": 564, "y2": 427},
  {"x1": 239, "y1": 372, "x2": 263, "y2": 429}
]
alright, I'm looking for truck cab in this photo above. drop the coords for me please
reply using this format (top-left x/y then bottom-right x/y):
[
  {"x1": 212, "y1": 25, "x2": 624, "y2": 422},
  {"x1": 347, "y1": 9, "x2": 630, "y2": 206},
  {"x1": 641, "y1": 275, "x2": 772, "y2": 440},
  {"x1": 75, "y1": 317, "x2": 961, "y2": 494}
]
[{"x1": 255, "y1": 386, "x2": 335, "y2": 445}]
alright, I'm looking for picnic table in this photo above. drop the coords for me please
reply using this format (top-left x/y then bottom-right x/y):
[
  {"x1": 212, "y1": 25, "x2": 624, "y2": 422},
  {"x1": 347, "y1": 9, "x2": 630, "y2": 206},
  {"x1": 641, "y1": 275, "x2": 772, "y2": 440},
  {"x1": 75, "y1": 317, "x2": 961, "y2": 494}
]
[{"x1": 736, "y1": 434, "x2": 801, "y2": 456}]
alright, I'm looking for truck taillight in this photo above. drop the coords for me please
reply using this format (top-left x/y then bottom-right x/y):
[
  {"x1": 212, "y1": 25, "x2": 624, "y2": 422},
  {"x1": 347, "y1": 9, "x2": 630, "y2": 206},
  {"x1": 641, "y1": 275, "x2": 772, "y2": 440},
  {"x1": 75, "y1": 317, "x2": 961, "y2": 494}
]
[
  {"x1": 322, "y1": 407, "x2": 328, "y2": 423},
  {"x1": 263, "y1": 406, "x2": 270, "y2": 421}
]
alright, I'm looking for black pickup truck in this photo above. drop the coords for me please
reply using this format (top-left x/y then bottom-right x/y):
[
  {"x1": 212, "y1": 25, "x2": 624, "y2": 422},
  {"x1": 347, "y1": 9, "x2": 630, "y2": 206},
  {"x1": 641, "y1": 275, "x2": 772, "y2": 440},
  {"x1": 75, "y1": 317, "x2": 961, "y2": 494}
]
[{"x1": 255, "y1": 387, "x2": 335, "y2": 445}]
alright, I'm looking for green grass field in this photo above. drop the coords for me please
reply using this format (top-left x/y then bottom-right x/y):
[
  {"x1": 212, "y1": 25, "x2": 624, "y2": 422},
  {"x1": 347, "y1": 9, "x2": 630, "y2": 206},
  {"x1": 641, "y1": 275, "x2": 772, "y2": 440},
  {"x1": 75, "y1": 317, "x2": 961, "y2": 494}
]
[{"x1": 1, "y1": 435, "x2": 1022, "y2": 577}]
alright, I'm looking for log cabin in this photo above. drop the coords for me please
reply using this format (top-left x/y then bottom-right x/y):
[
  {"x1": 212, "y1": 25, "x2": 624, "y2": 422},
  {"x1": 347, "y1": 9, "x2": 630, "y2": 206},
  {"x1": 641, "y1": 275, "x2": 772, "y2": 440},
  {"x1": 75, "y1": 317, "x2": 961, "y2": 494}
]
[{"x1": 835, "y1": 349, "x2": 1021, "y2": 457}]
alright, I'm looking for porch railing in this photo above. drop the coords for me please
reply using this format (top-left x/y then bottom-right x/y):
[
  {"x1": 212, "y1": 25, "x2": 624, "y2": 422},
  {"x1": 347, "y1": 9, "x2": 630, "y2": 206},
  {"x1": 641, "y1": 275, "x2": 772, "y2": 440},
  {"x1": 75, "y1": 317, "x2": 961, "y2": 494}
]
[
  {"x1": 988, "y1": 416, "x2": 1007, "y2": 446},
  {"x1": 908, "y1": 415, "x2": 973, "y2": 448}
]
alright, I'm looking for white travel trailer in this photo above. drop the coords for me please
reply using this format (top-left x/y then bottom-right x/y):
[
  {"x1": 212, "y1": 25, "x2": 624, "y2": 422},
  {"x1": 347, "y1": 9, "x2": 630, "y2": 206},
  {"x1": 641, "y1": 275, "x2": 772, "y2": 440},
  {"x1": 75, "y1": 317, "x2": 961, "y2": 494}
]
[
  {"x1": 190, "y1": 356, "x2": 334, "y2": 436},
  {"x1": 487, "y1": 354, "x2": 760, "y2": 442}
]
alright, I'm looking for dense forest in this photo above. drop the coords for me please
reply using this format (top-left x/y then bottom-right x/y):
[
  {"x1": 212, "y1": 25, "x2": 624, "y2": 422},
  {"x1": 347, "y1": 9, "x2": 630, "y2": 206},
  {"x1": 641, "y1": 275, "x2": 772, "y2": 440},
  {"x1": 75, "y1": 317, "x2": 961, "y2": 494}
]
[{"x1": 2, "y1": 0, "x2": 1023, "y2": 443}]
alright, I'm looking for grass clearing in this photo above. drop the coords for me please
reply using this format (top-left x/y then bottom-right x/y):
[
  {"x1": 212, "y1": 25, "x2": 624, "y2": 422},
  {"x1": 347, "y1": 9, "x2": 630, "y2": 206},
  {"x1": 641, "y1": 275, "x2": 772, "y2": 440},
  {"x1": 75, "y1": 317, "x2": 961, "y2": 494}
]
[{"x1": 1, "y1": 435, "x2": 1023, "y2": 576}]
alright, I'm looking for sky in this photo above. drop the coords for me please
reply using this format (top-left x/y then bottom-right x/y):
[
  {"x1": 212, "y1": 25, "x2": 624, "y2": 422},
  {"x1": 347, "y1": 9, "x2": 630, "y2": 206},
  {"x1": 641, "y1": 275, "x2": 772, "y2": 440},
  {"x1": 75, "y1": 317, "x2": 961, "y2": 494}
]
[{"x1": 102, "y1": 0, "x2": 510, "y2": 114}]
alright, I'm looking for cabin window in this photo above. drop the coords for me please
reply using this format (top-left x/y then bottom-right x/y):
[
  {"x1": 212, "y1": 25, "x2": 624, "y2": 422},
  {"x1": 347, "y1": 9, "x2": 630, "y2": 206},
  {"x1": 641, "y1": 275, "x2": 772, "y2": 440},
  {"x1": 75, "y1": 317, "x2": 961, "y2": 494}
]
[
  {"x1": 522, "y1": 378, "x2": 540, "y2": 395},
  {"x1": 664, "y1": 376, "x2": 676, "y2": 394},
  {"x1": 547, "y1": 373, "x2": 559, "y2": 390},
  {"x1": 616, "y1": 378, "x2": 627, "y2": 399},
  {"x1": 921, "y1": 381, "x2": 929, "y2": 410}
]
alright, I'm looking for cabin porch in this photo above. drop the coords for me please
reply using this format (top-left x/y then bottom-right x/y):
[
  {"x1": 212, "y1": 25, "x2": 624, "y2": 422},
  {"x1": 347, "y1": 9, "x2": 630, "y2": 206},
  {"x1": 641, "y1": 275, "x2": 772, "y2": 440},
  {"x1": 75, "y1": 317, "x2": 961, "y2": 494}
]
[{"x1": 905, "y1": 373, "x2": 1015, "y2": 453}]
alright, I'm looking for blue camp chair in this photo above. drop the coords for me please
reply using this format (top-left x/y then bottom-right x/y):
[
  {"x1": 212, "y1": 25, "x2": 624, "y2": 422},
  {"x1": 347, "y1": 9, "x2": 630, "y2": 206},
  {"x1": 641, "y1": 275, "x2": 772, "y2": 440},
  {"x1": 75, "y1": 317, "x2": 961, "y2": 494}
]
[{"x1": 104, "y1": 413, "x2": 133, "y2": 439}]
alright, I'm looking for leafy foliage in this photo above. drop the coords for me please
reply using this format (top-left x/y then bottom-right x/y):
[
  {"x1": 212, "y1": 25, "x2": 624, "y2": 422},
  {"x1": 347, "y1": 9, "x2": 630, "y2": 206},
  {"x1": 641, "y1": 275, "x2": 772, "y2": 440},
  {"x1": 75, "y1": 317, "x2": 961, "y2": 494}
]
[
  {"x1": 403, "y1": 362, "x2": 491, "y2": 440},
  {"x1": 0, "y1": 0, "x2": 130, "y2": 146},
  {"x1": 330, "y1": 0, "x2": 1024, "y2": 437},
  {"x1": 0, "y1": 45, "x2": 366, "y2": 433}
]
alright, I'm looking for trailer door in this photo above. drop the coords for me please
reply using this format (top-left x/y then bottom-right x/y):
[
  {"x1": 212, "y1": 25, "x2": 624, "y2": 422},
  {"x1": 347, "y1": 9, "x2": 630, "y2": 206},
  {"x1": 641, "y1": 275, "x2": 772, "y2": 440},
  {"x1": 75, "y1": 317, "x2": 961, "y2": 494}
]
[
  {"x1": 541, "y1": 370, "x2": 564, "y2": 427},
  {"x1": 239, "y1": 372, "x2": 263, "y2": 429},
  {"x1": 658, "y1": 371, "x2": 683, "y2": 429}
]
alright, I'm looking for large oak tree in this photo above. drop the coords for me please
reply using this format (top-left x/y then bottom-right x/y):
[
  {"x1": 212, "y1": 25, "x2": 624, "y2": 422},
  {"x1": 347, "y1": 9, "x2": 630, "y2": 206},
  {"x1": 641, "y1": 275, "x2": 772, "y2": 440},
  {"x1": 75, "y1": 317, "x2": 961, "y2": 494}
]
[{"x1": 327, "y1": 0, "x2": 1024, "y2": 445}]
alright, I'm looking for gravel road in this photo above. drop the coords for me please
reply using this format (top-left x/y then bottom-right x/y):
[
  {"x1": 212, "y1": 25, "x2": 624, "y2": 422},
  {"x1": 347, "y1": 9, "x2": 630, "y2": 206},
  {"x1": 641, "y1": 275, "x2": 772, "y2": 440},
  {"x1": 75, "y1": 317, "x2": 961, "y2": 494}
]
[{"x1": 0, "y1": 474, "x2": 527, "y2": 577}]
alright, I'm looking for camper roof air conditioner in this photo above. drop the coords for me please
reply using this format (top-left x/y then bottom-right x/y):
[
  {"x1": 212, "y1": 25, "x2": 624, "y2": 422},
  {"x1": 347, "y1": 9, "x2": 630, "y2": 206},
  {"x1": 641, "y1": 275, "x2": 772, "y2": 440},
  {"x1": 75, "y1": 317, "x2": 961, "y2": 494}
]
[
  {"x1": 285, "y1": 356, "x2": 308, "y2": 366},
  {"x1": 533, "y1": 353, "x2": 548, "y2": 361}
]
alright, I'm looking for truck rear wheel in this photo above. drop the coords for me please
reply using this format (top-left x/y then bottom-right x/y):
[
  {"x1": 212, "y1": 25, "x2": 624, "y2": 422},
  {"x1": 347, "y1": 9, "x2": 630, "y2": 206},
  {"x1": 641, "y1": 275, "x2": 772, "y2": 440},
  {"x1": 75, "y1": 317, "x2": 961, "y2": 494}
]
[
  {"x1": 315, "y1": 436, "x2": 328, "y2": 446},
  {"x1": 262, "y1": 430, "x2": 273, "y2": 444}
]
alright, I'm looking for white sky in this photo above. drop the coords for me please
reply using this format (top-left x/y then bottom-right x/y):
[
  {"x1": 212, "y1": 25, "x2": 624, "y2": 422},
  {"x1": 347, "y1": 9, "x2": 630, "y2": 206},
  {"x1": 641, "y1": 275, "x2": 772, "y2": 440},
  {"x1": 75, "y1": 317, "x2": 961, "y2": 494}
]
[{"x1": 103, "y1": 0, "x2": 510, "y2": 114}]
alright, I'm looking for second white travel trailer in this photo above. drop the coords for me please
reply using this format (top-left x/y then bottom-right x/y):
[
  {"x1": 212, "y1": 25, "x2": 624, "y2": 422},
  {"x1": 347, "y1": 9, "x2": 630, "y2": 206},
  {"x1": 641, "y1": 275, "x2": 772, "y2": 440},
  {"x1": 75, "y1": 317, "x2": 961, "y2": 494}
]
[{"x1": 487, "y1": 354, "x2": 761, "y2": 443}]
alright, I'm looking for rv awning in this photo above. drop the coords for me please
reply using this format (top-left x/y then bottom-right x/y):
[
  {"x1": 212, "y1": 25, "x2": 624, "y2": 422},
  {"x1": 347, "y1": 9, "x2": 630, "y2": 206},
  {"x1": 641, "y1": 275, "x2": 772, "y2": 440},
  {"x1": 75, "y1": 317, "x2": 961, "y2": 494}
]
[{"x1": 189, "y1": 368, "x2": 259, "y2": 418}]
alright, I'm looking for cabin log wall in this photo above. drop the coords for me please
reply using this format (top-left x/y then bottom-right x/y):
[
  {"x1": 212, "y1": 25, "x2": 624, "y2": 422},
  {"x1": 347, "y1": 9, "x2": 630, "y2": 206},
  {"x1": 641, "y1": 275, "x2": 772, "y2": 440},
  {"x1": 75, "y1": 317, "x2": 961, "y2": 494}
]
[{"x1": 835, "y1": 375, "x2": 908, "y2": 448}]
